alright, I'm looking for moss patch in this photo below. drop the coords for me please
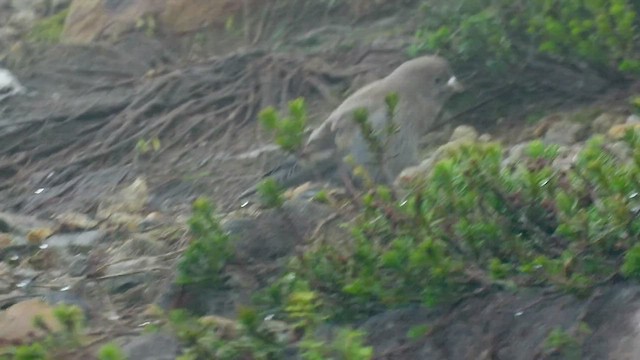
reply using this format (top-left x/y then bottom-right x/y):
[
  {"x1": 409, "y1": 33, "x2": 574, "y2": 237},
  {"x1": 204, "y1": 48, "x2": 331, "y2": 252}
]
[{"x1": 27, "y1": 9, "x2": 69, "y2": 44}]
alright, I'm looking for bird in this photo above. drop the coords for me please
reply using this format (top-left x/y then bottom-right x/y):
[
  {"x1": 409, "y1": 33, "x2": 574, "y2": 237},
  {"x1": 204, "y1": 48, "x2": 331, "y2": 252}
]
[{"x1": 240, "y1": 55, "x2": 463, "y2": 199}]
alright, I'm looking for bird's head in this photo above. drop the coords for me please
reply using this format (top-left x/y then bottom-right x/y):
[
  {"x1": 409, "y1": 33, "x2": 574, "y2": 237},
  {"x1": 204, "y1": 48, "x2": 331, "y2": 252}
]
[{"x1": 389, "y1": 55, "x2": 464, "y2": 101}]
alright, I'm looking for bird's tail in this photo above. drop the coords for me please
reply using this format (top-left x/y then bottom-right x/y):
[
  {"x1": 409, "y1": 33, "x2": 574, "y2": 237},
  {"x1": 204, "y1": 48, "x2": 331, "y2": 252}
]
[{"x1": 238, "y1": 150, "x2": 339, "y2": 201}]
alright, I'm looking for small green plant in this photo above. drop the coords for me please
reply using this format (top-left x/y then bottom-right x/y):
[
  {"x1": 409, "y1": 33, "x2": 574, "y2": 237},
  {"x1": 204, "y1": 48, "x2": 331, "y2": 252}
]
[
  {"x1": 14, "y1": 343, "x2": 47, "y2": 360},
  {"x1": 256, "y1": 178, "x2": 285, "y2": 208},
  {"x1": 285, "y1": 287, "x2": 373, "y2": 360},
  {"x1": 543, "y1": 323, "x2": 590, "y2": 360},
  {"x1": 135, "y1": 15, "x2": 157, "y2": 37},
  {"x1": 631, "y1": 96, "x2": 640, "y2": 114},
  {"x1": 135, "y1": 137, "x2": 161, "y2": 155},
  {"x1": 312, "y1": 190, "x2": 330, "y2": 203},
  {"x1": 176, "y1": 197, "x2": 234, "y2": 287},
  {"x1": 260, "y1": 98, "x2": 308, "y2": 154},
  {"x1": 97, "y1": 343, "x2": 126, "y2": 360},
  {"x1": 164, "y1": 308, "x2": 285, "y2": 360},
  {"x1": 27, "y1": 9, "x2": 69, "y2": 44},
  {"x1": 406, "y1": 324, "x2": 430, "y2": 341},
  {"x1": 622, "y1": 243, "x2": 640, "y2": 279}
]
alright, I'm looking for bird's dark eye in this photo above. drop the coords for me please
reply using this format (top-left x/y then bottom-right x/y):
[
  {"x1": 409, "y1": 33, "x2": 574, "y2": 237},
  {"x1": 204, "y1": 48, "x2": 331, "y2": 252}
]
[{"x1": 434, "y1": 77, "x2": 442, "y2": 84}]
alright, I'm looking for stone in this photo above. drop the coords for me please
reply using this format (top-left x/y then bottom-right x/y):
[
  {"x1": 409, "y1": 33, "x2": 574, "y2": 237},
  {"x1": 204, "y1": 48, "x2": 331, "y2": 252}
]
[
  {"x1": 592, "y1": 113, "x2": 625, "y2": 134},
  {"x1": 543, "y1": 120, "x2": 588, "y2": 146},
  {"x1": 121, "y1": 332, "x2": 181, "y2": 360},
  {"x1": 45, "y1": 230, "x2": 106, "y2": 252}
]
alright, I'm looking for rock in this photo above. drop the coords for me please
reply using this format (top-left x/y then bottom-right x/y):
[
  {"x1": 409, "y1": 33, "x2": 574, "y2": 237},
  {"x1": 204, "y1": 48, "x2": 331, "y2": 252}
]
[
  {"x1": 97, "y1": 177, "x2": 150, "y2": 228},
  {"x1": 121, "y1": 332, "x2": 181, "y2": 360},
  {"x1": 62, "y1": 0, "x2": 247, "y2": 44},
  {"x1": 543, "y1": 119, "x2": 588, "y2": 145},
  {"x1": 360, "y1": 306, "x2": 435, "y2": 356},
  {"x1": 551, "y1": 144, "x2": 581, "y2": 171},
  {"x1": 223, "y1": 199, "x2": 341, "y2": 263},
  {"x1": 8, "y1": 10, "x2": 37, "y2": 31},
  {"x1": 138, "y1": 212, "x2": 166, "y2": 230},
  {"x1": 0, "y1": 67, "x2": 26, "y2": 102},
  {"x1": 198, "y1": 315, "x2": 240, "y2": 339},
  {"x1": 0, "y1": 263, "x2": 12, "y2": 292},
  {"x1": 607, "y1": 141, "x2": 633, "y2": 164},
  {"x1": 10, "y1": 0, "x2": 47, "y2": 13},
  {"x1": 395, "y1": 125, "x2": 480, "y2": 187},
  {"x1": 449, "y1": 125, "x2": 479, "y2": 142},
  {"x1": 161, "y1": 0, "x2": 242, "y2": 34},
  {"x1": 592, "y1": 113, "x2": 626, "y2": 134},
  {"x1": 110, "y1": 235, "x2": 167, "y2": 261},
  {"x1": 0, "y1": 298, "x2": 62, "y2": 342},
  {"x1": 0, "y1": 212, "x2": 55, "y2": 235},
  {"x1": 100, "y1": 177, "x2": 149, "y2": 215},
  {"x1": 102, "y1": 256, "x2": 160, "y2": 294},
  {"x1": 62, "y1": 0, "x2": 163, "y2": 44},
  {"x1": 608, "y1": 123, "x2": 640, "y2": 140},
  {"x1": 68, "y1": 254, "x2": 89, "y2": 276},
  {"x1": 627, "y1": 114, "x2": 640, "y2": 124},
  {"x1": 45, "y1": 230, "x2": 106, "y2": 252},
  {"x1": 26, "y1": 227, "x2": 54, "y2": 245},
  {"x1": 502, "y1": 142, "x2": 530, "y2": 168},
  {"x1": 51, "y1": 0, "x2": 71, "y2": 13},
  {"x1": 54, "y1": 212, "x2": 99, "y2": 232},
  {"x1": 0, "y1": 233, "x2": 12, "y2": 249}
]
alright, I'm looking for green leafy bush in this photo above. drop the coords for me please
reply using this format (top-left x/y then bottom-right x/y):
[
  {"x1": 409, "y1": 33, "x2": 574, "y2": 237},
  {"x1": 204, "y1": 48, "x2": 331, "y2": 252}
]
[
  {"x1": 256, "y1": 178, "x2": 285, "y2": 208},
  {"x1": 283, "y1": 129, "x2": 640, "y2": 318},
  {"x1": 411, "y1": 0, "x2": 640, "y2": 75},
  {"x1": 167, "y1": 308, "x2": 285, "y2": 360},
  {"x1": 176, "y1": 198, "x2": 234, "y2": 287}
]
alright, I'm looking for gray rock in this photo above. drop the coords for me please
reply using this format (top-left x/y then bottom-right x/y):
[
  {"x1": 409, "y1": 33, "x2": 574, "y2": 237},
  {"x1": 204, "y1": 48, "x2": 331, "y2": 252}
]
[
  {"x1": 102, "y1": 256, "x2": 160, "y2": 294},
  {"x1": 592, "y1": 113, "x2": 625, "y2": 134},
  {"x1": 607, "y1": 141, "x2": 633, "y2": 164},
  {"x1": 224, "y1": 199, "x2": 341, "y2": 263},
  {"x1": 121, "y1": 332, "x2": 181, "y2": 360},
  {"x1": 449, "y1": 125, "x2": 479, "y2": 142},
  {"x1": 45, "y1": 230, "x2": 106, "y2": 252},
  {"x1": 551, "y1": 144, "x2": 581, "y2": 171},
  {"x1": 68, "y1": 255, "x2": 89, "y2": 277},
  {"x1": 626, "y1": 114, "x2": 640, "y2": 124},
  {"x1": 7, "y1": 10, "x2": 37, "y2": 31},
  {"x1": 502, "y1": 142, "x2": 530, "y2": 168},
  {"x1": 543, "y1": 120, "x2": 588, "y2": 146}
]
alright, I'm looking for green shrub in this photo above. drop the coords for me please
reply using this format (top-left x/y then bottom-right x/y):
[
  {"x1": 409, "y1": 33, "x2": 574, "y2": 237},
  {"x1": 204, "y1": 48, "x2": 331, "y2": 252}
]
[
  {"x1": 176, "y1": 198, "x2": 234, "y2": 287},
  {"x1": 260, "y1": 98, "x2": 308, "y2": 154},
  {"x1": 14, "y1": 343, "x2": 47, "y2": 360},
  {"x1": 410, "y1": 0, "x2": 640, "y2": 76},
  {"x1": 285, "y1": 129, "x2": 640, "y2": 318},
  {"x1": 97, "y1": 343, "x2": 126, "y2": 360},
  {"x1": 164, "y1": 308, "x2": 285, "y2": 360},
  {"x1": 543, "y1": 323, "x2": 590, "y2": 360},
  {"x1": 256, "y1": 178, "x2": 285, "y2": 208}
]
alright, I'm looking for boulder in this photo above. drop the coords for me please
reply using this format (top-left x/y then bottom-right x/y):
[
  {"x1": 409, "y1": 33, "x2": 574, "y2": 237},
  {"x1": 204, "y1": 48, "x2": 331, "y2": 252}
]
[{"x1": 61, "y1": 0, "x2": 246, "y2": 44}]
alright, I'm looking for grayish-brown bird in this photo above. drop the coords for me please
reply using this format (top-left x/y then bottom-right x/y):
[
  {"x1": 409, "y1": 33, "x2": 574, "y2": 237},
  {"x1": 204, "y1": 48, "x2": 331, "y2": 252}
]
[{"x1": 241, "y1": 55, "x2": 463, "y2": 199}]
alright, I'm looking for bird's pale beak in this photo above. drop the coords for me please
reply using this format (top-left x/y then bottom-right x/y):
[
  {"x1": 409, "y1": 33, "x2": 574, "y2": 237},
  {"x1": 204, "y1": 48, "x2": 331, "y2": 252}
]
[{"x1": 446, "y1": 76, "x2": 464, "y2": 93}]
